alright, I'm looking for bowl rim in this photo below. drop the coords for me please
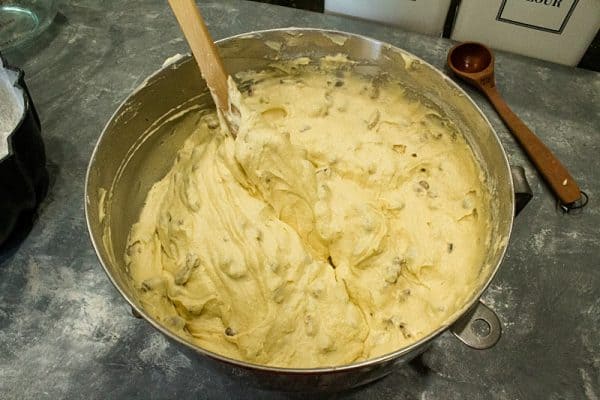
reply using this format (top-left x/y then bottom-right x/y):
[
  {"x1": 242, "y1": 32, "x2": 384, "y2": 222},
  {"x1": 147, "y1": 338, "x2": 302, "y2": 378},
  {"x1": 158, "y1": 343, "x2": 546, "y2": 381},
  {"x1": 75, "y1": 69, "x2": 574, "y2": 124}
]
[{"x1": 84, "y1": 27, "x2": 515, "y2": 374}]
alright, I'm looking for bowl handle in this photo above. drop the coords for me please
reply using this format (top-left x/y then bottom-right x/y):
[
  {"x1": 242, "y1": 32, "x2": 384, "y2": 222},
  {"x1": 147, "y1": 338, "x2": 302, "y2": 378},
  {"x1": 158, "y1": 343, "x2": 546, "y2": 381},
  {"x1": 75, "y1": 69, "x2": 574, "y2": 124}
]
[
  {"x1": 131, "y1": 307, "x2": 143, "y2": 319},
  {"x1": 450, "y1": 300, "x2": 501, "y2": 349},
  {"x1": 511, "y1": 165, "x2": 533, "y2": 216}
]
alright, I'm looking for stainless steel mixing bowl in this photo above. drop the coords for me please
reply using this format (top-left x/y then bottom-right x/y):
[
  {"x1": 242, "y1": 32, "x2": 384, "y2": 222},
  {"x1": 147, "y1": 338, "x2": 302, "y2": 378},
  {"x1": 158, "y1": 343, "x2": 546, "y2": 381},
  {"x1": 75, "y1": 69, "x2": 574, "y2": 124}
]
[{"x1": 85, "y1": 28, "x2": 530, "y2": 392}]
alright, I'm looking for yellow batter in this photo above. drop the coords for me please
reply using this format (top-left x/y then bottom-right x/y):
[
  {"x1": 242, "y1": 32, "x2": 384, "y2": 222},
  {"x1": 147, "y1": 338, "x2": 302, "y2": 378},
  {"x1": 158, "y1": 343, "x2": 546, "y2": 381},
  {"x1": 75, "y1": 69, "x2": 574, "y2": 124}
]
[{"x1": 125, "y1": 64, "x2": 490, "y2": 368}]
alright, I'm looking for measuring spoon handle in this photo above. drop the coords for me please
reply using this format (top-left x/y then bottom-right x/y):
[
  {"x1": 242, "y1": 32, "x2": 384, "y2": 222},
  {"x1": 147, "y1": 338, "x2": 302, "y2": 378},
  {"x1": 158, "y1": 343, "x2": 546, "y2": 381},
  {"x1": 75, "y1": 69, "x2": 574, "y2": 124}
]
[{"x1": 481, "y1": 85, "x2": 581, "y2": 205}]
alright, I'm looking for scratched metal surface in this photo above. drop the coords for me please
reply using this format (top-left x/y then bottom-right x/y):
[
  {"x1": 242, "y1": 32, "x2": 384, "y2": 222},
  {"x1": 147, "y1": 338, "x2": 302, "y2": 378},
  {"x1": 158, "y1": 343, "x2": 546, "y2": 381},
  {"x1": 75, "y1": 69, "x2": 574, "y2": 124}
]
[{"x1": 0, "y1": 1, "x2": 598, "y2": 399}]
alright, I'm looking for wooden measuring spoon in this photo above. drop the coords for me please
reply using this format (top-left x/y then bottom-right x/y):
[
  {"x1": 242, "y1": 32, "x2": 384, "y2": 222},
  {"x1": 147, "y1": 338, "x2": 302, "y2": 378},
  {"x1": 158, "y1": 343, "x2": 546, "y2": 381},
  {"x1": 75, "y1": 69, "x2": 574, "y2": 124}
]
[
  {"x1": 168, "y1": 0, "x2": 236, "y2": 133},
  {"x1": 447, "y1": 42, "x2": 582, "y2": 206}
]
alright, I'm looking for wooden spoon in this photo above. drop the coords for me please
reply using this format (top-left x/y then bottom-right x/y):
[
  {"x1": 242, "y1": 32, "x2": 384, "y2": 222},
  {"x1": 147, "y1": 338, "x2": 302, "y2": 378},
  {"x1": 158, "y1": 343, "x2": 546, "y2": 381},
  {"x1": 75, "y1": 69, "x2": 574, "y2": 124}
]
[
  {"x1": 168, "y1": 0, "x2": 235, "y2": 133},
  {"x1": 447, "y1": 42, "x2": 582, "y2": 206}
]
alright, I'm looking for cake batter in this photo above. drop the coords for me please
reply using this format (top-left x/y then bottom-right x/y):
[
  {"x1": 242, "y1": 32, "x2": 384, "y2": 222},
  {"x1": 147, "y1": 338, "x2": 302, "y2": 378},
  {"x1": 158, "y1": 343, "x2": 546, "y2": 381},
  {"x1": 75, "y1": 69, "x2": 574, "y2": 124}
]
[{"x1": 125, "y1": 64, "x2": 491, "y2": 368}]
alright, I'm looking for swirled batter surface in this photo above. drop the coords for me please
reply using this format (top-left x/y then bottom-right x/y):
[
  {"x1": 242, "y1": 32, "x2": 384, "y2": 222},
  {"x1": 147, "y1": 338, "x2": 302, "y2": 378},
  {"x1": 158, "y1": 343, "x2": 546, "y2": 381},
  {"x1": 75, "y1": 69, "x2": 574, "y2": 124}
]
[{"x1": 126, "y1": 64, "x2": 490, "y2": 368}]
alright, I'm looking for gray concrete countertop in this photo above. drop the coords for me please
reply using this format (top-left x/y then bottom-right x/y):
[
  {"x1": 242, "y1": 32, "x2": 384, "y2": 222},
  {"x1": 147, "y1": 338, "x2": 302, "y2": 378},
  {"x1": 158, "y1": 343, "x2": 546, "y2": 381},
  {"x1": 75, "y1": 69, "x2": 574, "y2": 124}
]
[{"x1": 1, "y1": 1, "x2": 599, "y2": 399}]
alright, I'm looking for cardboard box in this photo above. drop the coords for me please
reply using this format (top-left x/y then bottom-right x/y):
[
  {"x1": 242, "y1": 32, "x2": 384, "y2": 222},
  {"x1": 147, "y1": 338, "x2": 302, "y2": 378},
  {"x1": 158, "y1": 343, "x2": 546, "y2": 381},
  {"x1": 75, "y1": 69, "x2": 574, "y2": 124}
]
[{"x1": 451, "y1": 0, "x2": 600, "y2": 66}]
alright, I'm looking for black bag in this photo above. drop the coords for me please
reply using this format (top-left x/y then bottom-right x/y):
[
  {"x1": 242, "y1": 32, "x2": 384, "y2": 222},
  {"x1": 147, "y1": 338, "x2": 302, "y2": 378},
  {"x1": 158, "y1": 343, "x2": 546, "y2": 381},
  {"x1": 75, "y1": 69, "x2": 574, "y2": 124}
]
[{"x1": 0, "y1": 53, "x2": 48, "y2": 247}]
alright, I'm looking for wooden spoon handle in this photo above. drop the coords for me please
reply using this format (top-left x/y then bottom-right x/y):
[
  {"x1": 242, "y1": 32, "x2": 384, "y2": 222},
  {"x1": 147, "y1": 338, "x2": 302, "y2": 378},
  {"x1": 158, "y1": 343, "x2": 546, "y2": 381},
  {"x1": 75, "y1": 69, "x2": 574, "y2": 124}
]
[
  {"x1": 482, "y1": 86, "x2": 581, "y2": 205},
  {"x1": 168, "y1": 0, "x2": 229, "y2": 113}
]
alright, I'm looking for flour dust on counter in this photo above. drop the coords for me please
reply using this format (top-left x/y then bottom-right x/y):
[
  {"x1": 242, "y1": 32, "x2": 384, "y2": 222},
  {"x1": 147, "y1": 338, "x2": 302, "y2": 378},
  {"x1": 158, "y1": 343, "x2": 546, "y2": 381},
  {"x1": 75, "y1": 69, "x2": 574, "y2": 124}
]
[
  {"x1": 0, "y1": 255, "x2": 135, "y2": 398},
  {"x1": 125, "y1": 61, "x2": 492, "y2": 368}
]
